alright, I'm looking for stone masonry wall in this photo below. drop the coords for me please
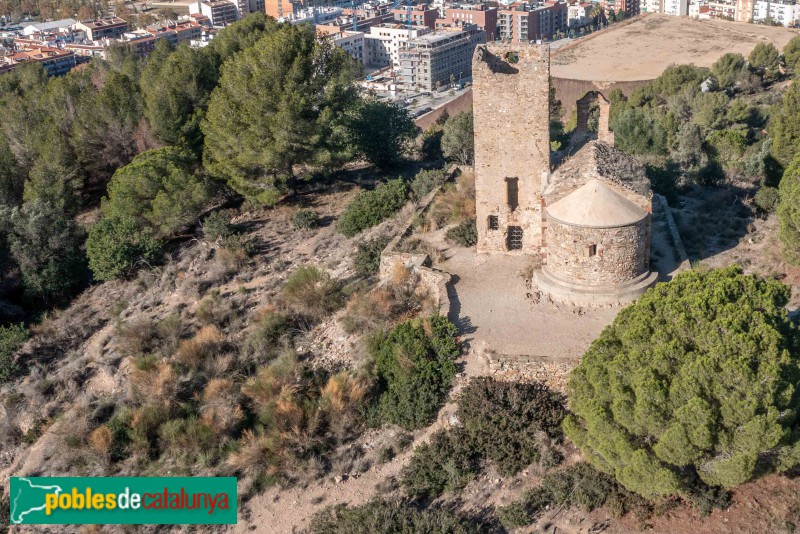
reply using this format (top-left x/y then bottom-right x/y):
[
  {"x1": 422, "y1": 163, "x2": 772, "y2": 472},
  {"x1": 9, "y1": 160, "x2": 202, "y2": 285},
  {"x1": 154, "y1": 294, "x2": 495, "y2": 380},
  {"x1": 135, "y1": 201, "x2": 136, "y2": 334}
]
[
  {"x1": 473, "y1": 43, "x2": 550, "y2": 255},
  {"x1": 545, "y1": 217, "x2": 649, "y2": 286}
]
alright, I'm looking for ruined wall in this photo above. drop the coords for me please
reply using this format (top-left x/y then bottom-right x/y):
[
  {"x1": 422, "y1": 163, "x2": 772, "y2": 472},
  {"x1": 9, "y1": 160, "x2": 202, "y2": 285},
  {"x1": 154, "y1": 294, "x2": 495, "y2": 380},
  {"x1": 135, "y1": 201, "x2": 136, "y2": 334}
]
[
  {"x1": 473, "y1": 43, "x2": 550, "y2": 255},
  {"x1": 551, "y1": 77, "x2": 651, "y2": 121},
  {"x1": 544, "y1": 217, "x2": 649, "y2": 286},
  {"x1": 574, "y1": 92, "x2": 614, "y2": 145}
]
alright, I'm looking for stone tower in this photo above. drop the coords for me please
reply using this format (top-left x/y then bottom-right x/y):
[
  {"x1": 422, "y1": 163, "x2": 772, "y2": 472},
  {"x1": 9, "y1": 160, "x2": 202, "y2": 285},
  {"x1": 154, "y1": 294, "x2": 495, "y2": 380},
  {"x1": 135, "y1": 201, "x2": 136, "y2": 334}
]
[{"x1": 472, "y1": 43, "x2": 550, "y2": 255}]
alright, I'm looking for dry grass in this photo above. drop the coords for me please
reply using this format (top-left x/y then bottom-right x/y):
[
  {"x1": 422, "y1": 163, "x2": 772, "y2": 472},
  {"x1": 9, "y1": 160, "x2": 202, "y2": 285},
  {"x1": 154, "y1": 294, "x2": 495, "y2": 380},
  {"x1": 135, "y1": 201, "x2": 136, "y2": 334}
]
[
  {"x1": 200, "y1": 378, "x2": 243, "y2": 434},
  {"x1": 174, "y1": 325, "x2": 225, "y2": 369},
  {"x1": 129, "y1": 362, "x2": 178, "y2": 406},
  {"x1": 88, "y1": 426, "x2": 113, "y2": 457},
  {"x1": 425, "y1": 171, "x2": 476, "y2": 231}
]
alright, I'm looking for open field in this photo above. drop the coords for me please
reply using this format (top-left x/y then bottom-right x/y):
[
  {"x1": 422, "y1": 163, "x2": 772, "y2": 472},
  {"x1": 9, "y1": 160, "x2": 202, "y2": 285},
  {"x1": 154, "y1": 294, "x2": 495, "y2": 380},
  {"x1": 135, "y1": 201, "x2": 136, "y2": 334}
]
[{"x1": 552, "y1": 14, "x2": 800, "y2": 82}]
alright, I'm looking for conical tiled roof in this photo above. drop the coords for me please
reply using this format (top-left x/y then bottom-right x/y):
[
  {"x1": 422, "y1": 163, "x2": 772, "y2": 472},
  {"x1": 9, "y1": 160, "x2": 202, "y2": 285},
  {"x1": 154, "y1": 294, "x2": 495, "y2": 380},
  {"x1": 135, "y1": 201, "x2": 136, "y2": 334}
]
[{"x1": 547, "y1": 179, "x2": 648, "y2": 228}]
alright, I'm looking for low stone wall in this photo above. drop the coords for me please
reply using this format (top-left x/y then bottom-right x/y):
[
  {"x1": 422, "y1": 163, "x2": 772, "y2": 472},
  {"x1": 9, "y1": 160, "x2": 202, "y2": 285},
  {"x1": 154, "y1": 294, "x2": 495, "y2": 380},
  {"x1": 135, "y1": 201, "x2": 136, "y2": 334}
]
[
  {"x1": 487, "y1": 351, "x2": 576, "y2": 393},
  {"x1": 653, "y1": 193, "x2": 690, "y2": 270},
  {"x1": 379, "y1": 165, "x2": 461, "y2": 315}
]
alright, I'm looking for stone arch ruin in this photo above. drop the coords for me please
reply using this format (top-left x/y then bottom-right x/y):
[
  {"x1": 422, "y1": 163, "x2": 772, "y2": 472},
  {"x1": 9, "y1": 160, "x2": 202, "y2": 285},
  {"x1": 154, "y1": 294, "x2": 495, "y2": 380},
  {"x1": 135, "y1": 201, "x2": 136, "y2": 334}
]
[{"x1": 574, "y1": 91, "x2": 614, "y2": 146}]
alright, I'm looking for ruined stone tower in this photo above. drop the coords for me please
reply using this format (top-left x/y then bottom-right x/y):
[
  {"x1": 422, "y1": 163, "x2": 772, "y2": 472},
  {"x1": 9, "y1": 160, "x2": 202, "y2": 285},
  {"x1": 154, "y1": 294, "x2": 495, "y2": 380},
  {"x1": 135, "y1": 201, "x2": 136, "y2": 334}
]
[{"x1": 472, "y1": 43, "x2": 550, "y2": 255}]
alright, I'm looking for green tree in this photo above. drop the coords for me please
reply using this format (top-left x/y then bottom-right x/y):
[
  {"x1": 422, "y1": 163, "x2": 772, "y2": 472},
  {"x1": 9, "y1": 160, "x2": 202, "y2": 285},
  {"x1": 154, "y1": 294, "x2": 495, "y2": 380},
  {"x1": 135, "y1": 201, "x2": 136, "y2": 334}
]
[
  {"x1": 140, "y1": 44, "x2": 220, "y2": 151},
  {"x1": 0, "y1": 135, "x2": 24, "y2": 207},
  {"x1": 208, "y1": 12, "x2": 279, "y2": 62},
  {"x1": 86, "y1": 216, "x2": 162, "y2": 281},
  {"x1": 343, "y1": 99, "x2": 419, "y2": 169},
  {"x1": 769, "y1": 80, "x2": 800, "y2": 166},
  {"x1": 441, "y1": 111, "x2": 474, "y2": 165},
  {"x1": 563, "y1": 266, "x2": 800, "y2": 498},
  {"x1": 1, "y1": 199, "x2": 86, "y2": 302},
  {"x1": 784, "y1": 35, "x2": 800, "y2": 72},
  {"x1": 672, "y1": 122, "x2": 705, "y2": 171},
  {"x1": 778, "y1": 153, "x2": 800, "y2": 263},
  {"x1": 71, "y1": 71, "x2": 144, "y2": 185},
  {"x1": 610, "y1": 108, "x2": 667, "y2": 156},
  {"x1": 691, "y1": 91, "x2": 729, "y2": 131},
  {"x1": 102, "y1": 147, "x2": 209, "y2": 236},
  {"x1": 711, "y1": 52, "x2": 747, "y2": 90},
  {"x1": 749, "y1": 42, "x2": 781, "y2": 83},
  {"x1": 203, "y1": 24, "x2": 357, "y2": 205}
]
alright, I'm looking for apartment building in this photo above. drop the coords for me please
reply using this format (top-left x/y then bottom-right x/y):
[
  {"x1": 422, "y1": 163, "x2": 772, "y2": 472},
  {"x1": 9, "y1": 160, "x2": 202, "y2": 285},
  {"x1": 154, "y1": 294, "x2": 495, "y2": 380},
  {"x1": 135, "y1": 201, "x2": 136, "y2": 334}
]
[
  {"x1": 364, "y1": 23, "x2": 431, "y2": 68},
  {"x1": 567, "y1": 1, "x2": 593, "y2": 26},
  {"x1": 753, "y1": 0, "x2": 800, "y2": 24},
  {"x1": 334, "y1": 30, "x2": 366, "y2": 64},
  {"x1": 443, "y1": 4, "x2": 498, "y2": 40},
  {"x1": 398, "y1": 25, "x2": 485, "y2": 91},
  {"x1": 498, "y1": 1, "x2": 568, "y2": 43},
  {"x1": 596, "y1": 0, "x2": 640, "y2": 17},
  {"x1": 0, "y1": 45, "x2": 76, "y2": 75},
  {"x1": 145, "y1": 21, "x2": 203, "y2": 45},
  {"x1": 706, "y1": 0, "x2": 737, "y2": 18},
  {"x1": 73, "y1": 17, "x2": 128, "y2": 41},
  {"x1": 663, "y1": 0, "x2": 689, "y2": 14},
  {"x1": 189, "y1": 0, "x2": 239, "y2": 26},
  {"x1": 392, "y1": 4, "x2": 439, "y2": 29}
]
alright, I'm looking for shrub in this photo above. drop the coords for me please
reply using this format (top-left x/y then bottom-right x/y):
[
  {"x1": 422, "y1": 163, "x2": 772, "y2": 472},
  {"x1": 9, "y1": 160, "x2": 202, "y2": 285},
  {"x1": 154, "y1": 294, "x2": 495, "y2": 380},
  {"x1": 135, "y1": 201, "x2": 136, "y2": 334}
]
[
  {"x1": 458, "y1": 377, "x2": 566, "y2": 476},
  {"x1": 203, "y1": 211, "x2": 253, "y2": 255},
  {"x1": 445, "y1": 219, "x2": 477, "y2": 247},
  {"x1": 401, "y1": 427, "x2": 478, "y2": 500},
  {"x1": 203, "y1": 211, "x2": 233, "y2": 241},
  {"x1": 0, "y1": 323, "x2": 28, "y2": 383},
  {"x1": 240, "y1": 311, "x2": 294, "y2": 363},
  {"x1": 283, "y1": 265, "x2": 343, "y2": 319},
  {"x1": 158, "y1": 416, "x2": 215, "y2": 463},
  {"x1": 310, "y1": 499, "x2": 479, "y2": 534},
  {"x1": 292, "y1": 209, "x2": 319, "y2": 230},
  {"x1": 336, "y1": 179, "x2": 408, "y2": 237},
  {"x1": 410, "y1": 168, "x2": 449, "y2": 201},
  {"x1": 87, "y1": 216, "x2": 163, "y2": 281},
  {"x1": 563, "y1": 266, "x2": 800, "y2": 497},
  {"x1": 754, "y1": 186, "x2": 779, "y2": 213},
  {"x1": 497, "y1": 463, "x2": 645, "y2": 530},
  {"x1": 353, "y1": 236, "x2": 391, "y2": 277},
  {"x1": 689, "y1": 484, "x2": 732, "y2": 517},
  {"x1": 370, "y1": 315, "x2": 459, "y2": 430}
]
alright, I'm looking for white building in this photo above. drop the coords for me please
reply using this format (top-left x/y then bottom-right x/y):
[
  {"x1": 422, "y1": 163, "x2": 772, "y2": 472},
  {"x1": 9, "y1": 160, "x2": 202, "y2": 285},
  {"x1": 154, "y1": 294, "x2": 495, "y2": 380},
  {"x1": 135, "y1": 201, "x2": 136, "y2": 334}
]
[
  {"x1": 364, "y1": 23, "x2": 430, "y2": 69},
  {"x1": 641, "y1": 0, "x2": 661, "y2": 11},
  {"x1": 22, "y1": 18, "x2": 77, "y2": 36},
  {"x1": 567, "y1": 2, "x2": 592, "y2": 27},
  {"x1": 663, "y1": 0, "x2": 689, "y2": 14},
  {"x1": 334, "y1": 30, "x2": 366, "y2": 64},
  {"x1": 279, "y1": 7, "x2": 343, "y2": 25},
  {"x1": 189, "y1": 1, "x2": 239, "y2": 26},
  {"x1": 753, "y1": 0, "x2": 800, "y2": 24}
]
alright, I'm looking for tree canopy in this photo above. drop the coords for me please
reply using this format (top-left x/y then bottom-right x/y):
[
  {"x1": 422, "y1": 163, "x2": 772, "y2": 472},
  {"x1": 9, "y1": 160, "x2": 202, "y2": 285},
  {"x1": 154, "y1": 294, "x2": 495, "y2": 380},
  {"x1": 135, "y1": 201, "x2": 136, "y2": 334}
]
[
  {"x1": 563, "y1": 266, "x2": 800, "y2": 498},
  {"x1": 441, "y1": 111, "x2": 474, "y2": 165},
  {"x1": 343, "y1": 98, "x2": 419, "y2": 169},
  {"x1": 101, "y1": 146, "x2": 210, "y2": 236},
  {"x1": 202, "y1": 24, "x2": 358, "y2": 205},
  {"x1": 778, "y1": 153, "x2": 800, "y2": 264},
  {"x1": 769, "y1": 80, "x2": 800, "y2": 166}
]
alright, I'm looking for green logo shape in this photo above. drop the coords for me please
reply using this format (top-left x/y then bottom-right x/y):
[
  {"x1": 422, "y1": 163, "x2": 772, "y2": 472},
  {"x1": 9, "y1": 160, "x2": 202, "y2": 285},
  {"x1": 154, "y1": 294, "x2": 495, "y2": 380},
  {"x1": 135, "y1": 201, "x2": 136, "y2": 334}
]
[{"x1": 9, "y1": 477, "x2": 237, "y2": 525}]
